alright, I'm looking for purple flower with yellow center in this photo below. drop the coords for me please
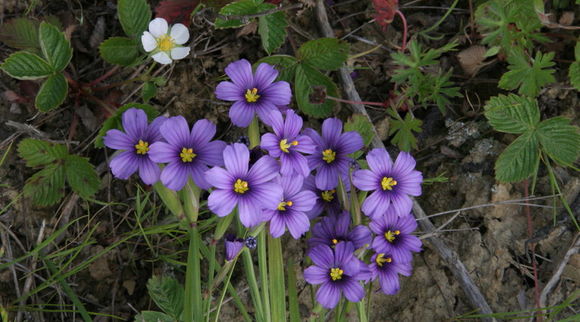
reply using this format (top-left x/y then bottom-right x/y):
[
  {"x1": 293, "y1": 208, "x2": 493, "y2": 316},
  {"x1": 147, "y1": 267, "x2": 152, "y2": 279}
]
[
  {"x1": 308, "y1": 211, "x2": 371, "y2": 250},
  {"x1": 304, "y1": 242, "x2": 368, "y2": 309},
  {"x1": 215, "y1": 59, "x2": 291, "y2": 127},
  {"x1": 205, "y1": 143, "x2": 283, "y2": 227},
  {"x1": 148, "y1": 117, "x2": 226, "y2": 191},
  {"x1": 303, "y1": 175, "x2": 349, "y2": 219},
  {"x1": 304, "y1": 118, "x2": 363, "y2": 190},
  {"x1": 352, "y1": 148, "x2": 422, "y2": 218},
  {"x1": 369, "y1": 252, "x2": 412, "y2": 295},
  {"x1": 369, "y1": 212, "x2": 422, "y2": 262},
  {"x1": 103, "y1": 108, "x2": 167, "y2": 185},
  {"x1": 263, "y1": 175, "x2": 317, "y2": 239},
  {"x1": 225, "y1": 234, "x2": 244, "y2": 261},
  {"x1": 260, "y1": 110, "x2": 316, "y2": 177}
]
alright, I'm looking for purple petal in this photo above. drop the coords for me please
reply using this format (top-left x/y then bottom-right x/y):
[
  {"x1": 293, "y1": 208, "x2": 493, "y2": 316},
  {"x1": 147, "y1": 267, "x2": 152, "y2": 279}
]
[
  {"x1": 104, "y1": 129, "x2": 134, "y2": 150},
  {"x1": 342, "y1": 279, "x2": 364, "y2": 303},
  {"x1": 265, "y1": 110, "x2": 284, "y2": 137},
  {"x1": 348, "y1": 226, "x2": 372, "y2": 249},
  {"x1": 208, "y1": 189, "x2": 238, "y2": 217},
  {"x1": 281, "y1": 175, "x2": 303, "y2": 197},
  {"x1": 397, "y1": 171, "x2": 423, "y2": 196},
  {"x1": 334, "y1": 212, "x2": 350, "y2": 235},
  {"x1": 205, "y1": 166, "x2": 234, "y2": 190},
  {"x1": 238, "y1": 197, "x2": 263, "y2": 227},
  {"x1": 161, "y1": 116, "x2": 190, "y2": 147},
  {"x1": 190, "y1": 119, "x2": 217, "y2": 146},
  {"x1": 110, "y1": 151, "x2": 138, "y2": 179},
  {"x1": 196, "y1": 140, "x2": 226, "y2": 167},
  {"x1": 189, "y1": 164, "x2": 211, "y2": 190},
  {"x1": 223, "y1": 143, "x2": 249, "y2": 177},
  {"x1": 315, "y1": 165, "x2": 338, "y2": 190},
  {"x1": 289, "y1": 190, "x2": 317, "y2": 212},
  {"x1": 261, "y1": 133, "x2": 282, "y2": 158},
  {"x1": 334, "y1": 242, "x2": 355, "y2": 266},
  {"x1": 303, "y1": 128, "x2": 323, "y2": 147},
  {"x1": 146, "y1": 116, "x2": 168, "y2": 142},
  {"x1": 368, "y1": 216, "x2": 387, "y2": 235},
  {"x1": 138, "y1": 158, "x2": 161, "y2": 185},
  {"x1": 250, "y1": 182, "x2": 283, "y2": 210},
  {"x1": 397, "y1": 214, "x2": 418, "y2": 233},
  {"x1": 379, "y1": 270, "x2": 400, "y2": 295},
  {"x1": 254, "y1": 63, "x2": 279, "y2": 89},
  {"x1": 390, "y1": 193, "x2": 413, "y2": 217},
  {"x1": 269, "y1": 213, "x2": 286, "y2": 238},
  {"x1": 149, "y1": 142, "x2": 179, "y2": 163},
  {"x1": 215, "y1": 81, "x2": 243, "y2": 101},
  {"x1": 261, "y1": 81, "x2": 291, "y2": 106},
  {"x1": 247, "y1": 155, "x2": 279, "y2": 184},
  {"x1": 308, "y1": 245, "x2": 334, "y2": 269},
  {"x1": 225, "y1": 59, "x2": 253, "y2": 87},
  {"x1": 392, "y1": 152, "x2": 417, "y2": 176},
  {"x1": 285, "y1": 210, "x2": 310, "y2": 239},
  {"x1": 254, "y1": 101, "x2": 279, "y2": 126},
  {"x1": 122, "y1": 108, "x2": 148, "y2": 139},
  {"x1": 294, "y1": 134, "x2": 316, "y2": 154},
  {"x1": 337, "y1": 131, "x2": 363, "y2": 155},
  {"x1": 361, "y1": 191, "x2": 390, "y2": 218},
  {"x1": 225, "y1": 240, "x2": 244, "y2": 261},
  {"x1": 321, "y1": 118, "x2": 342, "y2": 146},
  {"x1": 316, "y1": 283, "x2": 341, "y2": 309},
  {"x1": 304, "y1": 266, "x2": 329, "y2": 285},
  {"x1": 352, "y1": 169, "x2": 380, "y2": 191},
  {"x1": 371, "y1": 235, "x2": 390, "y2": 253},
  {"x1": 280, "y1": 152, "x2": 310, "y2": 177},
  {"x1": 229, "y1": 101, "x2": 255, "y2": 128},
  {"x1": 160, "y1": 162, "x2": 189, "y2": 191},
  {"x1": 366, "y1": 148, "x2": 393, "y2": 175},
  {"x1": 283, "y1": 109, "x2": 302, "y2": 139}
]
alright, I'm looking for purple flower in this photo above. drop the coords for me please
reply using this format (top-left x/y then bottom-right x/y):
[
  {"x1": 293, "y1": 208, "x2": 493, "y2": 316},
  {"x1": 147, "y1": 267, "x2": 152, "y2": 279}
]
[
  {"x1": 104, "y1": 108, "x2": 166, "y2": 185},
  {"x1": 215, "y1": 59, "x2": 291, "y2": 127},
  {"x1": 305, "y1": 118, "x2": 363, "y2": 190},
  {"x1": 369, "y1": 212, "x2": 422, "y2": 262},
  {"x1": 304, "y1": 242, "x2": 368, "y2": 309},
  {"x1": 352, "y1": 148, "x2": 422, "y2": 218},
  {"x1": 260, "y1": 110, "x2": 316, "y2": 177},
  {"x1": 369, "y1": 252, "x2": 412, "y2": 295},
  {"x1": 225, "y1": 234, "x2": 244, "y2": 261},
  {"x1": 308, "y1": 211, "x2": 371, "y2": 250},
  {"x1": 148, "y1": 117, "x2": 226, "y2": 191},
  {"x1": 263, "y1": 175, "x2": 317, "y2": 239},
  {"x1": 303, "y1": 175, "x2": 349, "y2": 218},
  {"x1": 205, "y1": 143, "x2": 283, "y2": 227}
]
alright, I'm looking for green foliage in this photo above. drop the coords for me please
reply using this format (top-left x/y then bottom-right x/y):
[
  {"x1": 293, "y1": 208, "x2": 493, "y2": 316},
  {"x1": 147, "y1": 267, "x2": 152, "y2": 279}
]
[
  {"x1": 570, "y1": 41, "x2": 580, "y2": 91},
  {"x1": 0, "y1": 18, "x2": 40, "y2": 53},
  {"x1": 483, "y1": 94, "x2": 539, "y2": 134},
  {"x1": 536, "y1": 117, "x2": 580, "y2": 167},
  {"x1": 387, "y1": 109, "x2": 423, "y2": 151},
  {"x1": 141, "y1": 81, "x2": 157, "y2": 102},
  {"x1": 35, "y1": 73, "x2": 68, "y2": 112},
  {"x1": 95, "y1": 103, "x2": 159, "y2": 148},
  {"x1": 146, "y1": 276, "x2": 184, "y2": 320},
  {"x1": 297, "y1": 38, "x2": 349, "y2": 71},
  {"x1": 38, "y1": 22, "x2": 72, "y2": 72},
  {"x1": 256, "y1": 55, "x2": 298, "y2": 82},
  {"x1": 0, "y1": 51, "x2": 54, "y2": 80},
  {"x1": 344, "y1": 114, "x2": 375, "y2": 159},
  {"x1": 99, "y1": 37, "x2": 140, "y2": 66},
  {"x1": 494, "y1": 131, "x2": 540, "y2": 183},
  {"x1": 294, "y1": 64, "x2": 338, "y2": 117},
  {"x1": 134, "y1": 311, "x2": 175, "y2": 322},
  {"x1": 499, "y1": 49, "x2": 555, "y2": 97},
  {"x1": 117, "y1": 0, "x2": 151, "y2": 37},
  {"x1": 17, "y1": 139, "x2": 100, "y2": 206}
]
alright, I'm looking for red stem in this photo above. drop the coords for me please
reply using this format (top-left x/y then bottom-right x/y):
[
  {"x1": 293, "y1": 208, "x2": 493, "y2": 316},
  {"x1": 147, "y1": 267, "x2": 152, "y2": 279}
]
[
  {"x1": 326, "y1": 96, "x2": 386, "y2": 107},
  {"x1": 395, "y1": 10, "x2": 408, "y2": 51},
  {"x1": 523, "y1": 180, "x2": 542, "y2": 320},
  {"x1": 88, "y1": 65, "x2": 120, "y2": 87}
]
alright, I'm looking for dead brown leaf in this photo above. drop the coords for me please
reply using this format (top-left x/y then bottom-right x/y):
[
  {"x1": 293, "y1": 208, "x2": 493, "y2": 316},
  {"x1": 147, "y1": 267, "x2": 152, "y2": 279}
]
[{"x1": 457, "y1": 45, "x2": 486, "y2": 76}]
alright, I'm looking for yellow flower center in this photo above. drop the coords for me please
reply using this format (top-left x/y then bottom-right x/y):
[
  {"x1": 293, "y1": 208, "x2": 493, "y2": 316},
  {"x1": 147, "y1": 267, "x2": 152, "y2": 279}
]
[
  {"x1": 234, "y1": 179, "x2": 249, "y2": 194},
  {"x1": 157, "y1": 34, "x2": 175, "y2": 52},
  {"x1": 329, "y1": 267, "x2": 344, "y2": 281},
  {"x1": 180, "y1": 147, "x2": 196, "y2": 162},
  {"x1": 134, "y1": 140, "x2": 150, "y2": 155},
  {"x1": 375, "y1": 253, "x2": 392, "y2": 267},
  {"x1": 245, "y1": 88, "x2": 260, "y2": 103},
  {"x1": 331, "y1": 238, "x2": 339, "y2": 245},
  {"x1": 322, "y1": 149, "x2": 336, "y2": 163},
  {"x1": 277, "y1": 200, "x2": 293, "y2": 211},
  {"x1": 279, "y1": 139, "x2": 299, "y2": 153},
  {"x1": 384, "y1": 230, "x2": 400, "y2": 243},
  {"x1": 321, "y1": 190, "x2": 335, "y2": 202},
  {"x1": 381, "y1": 177, "x2": 398, "y2": 191}
]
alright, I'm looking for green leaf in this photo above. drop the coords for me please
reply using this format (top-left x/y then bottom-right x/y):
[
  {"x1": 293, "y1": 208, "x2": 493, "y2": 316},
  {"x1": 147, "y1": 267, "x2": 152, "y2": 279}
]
[
  {"x1": 388, "y1": 110, "x2": 422, "y2": 151},
  {"x1": 23, "y1": 164, "x2": 66, "y2": 207},
  {"x1": 294, "y1": 64, "x2": 336, "y2": 118},
  {"x1": 215, "y1": 0, "x2": 263, "y2": 29},
  {"x1": 499, "y1": 49, "x2": 555, "y2": 97},
  {"x1": 536, "y1": 117, "x2": 580, "y2": 167},
  {"x1": 134, "y1": 311, "x2": 175, "y2": 322},
  {"x1": 570, "y1": 41, "x2": 580, "y2": 91},
  {"x1": 141, "y1": 81, "x2": 157, "y2": 102},
  {"x1": 118, "y1": 0, "x2": 151, "y2": 37},
  {"x1": 0, "y1": 18, "x2": 40, "y2": 53},
  {"x1": 146, "y1": 276, "x2": 184, "y2": 319},
  {"x1": 35, "y1": 73, "x2": 68, "y2": 112},
  {"x1": 483, "y1": 94, "x2": 539, "y2": 134},
  {"x1": 345, "y1": 114, "x2": 375, "y2": 159},
  {"x1": 99, "y1": 37, "x2": 140, "y2": 66},
  {"x1": 95, "y1": 103, "x2": 159, "y2": 148},
  {"x1": 17, "y1": 139, "x2": 67, "y2": 167},
  {"x1": 0, "y1": 51, "x2": 53, "y2": 80},
  {"x1": 39, "y1": 22, "x2": 72, "y2": 71},
  {"x1": 297, "y1": 38, "x2": 349, "y2": 71},
  {"x1": 64, "y1": 155, "x2": 100, "y2": 199},
  {"x1": 258, "y1": 5, "x2": 287, "y2": 54},
  {"x1": 495, "y1": 131, "x2": 539, "y2": 183},
  {"x1": 256, "y1": 55, "x2": 297, "y2": 82}
]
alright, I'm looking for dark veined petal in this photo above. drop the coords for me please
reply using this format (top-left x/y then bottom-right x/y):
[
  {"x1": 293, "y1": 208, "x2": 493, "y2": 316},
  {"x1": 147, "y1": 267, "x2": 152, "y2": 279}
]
[
  {"x1": 215, "y1": 81, "x2": 243, "y2": 101},
  {"x1": 223, "y1": 143, "x2": 250, "y2": 177},
  {"x1": 229, "y1": 100, "x2": 256, "y2": 128},
  {"x1": 104, "y1": 129, "x2": 135, "y2": 150},
  {"x1": 138, "y1": 158, "x2": 161, "y2": 185},
  {"x1": 110, "y1": 151, "x2": 139, "y2": 179},
  {"x1": 208, "y1": 189, "x2": 238, "y2": 217},
  {"x1": 304, "y1": 265, "x2": 329, "y2": 285},
  {"x1": 366, "y1": 148, "x2": 394, "y2": 175},
  {"x1": 190, "y1": 119, "x2": 217, "y2": 146},
  {"x1": 316, "y1": 283, "x2": 341, "y2": 309},
  {"x1": 254, "y1": 62, "x2": 279, "y2": 89},
  {"x1": 160, "y1": 116, "x2": 190, "y2": 147},
  {"x1": 224, "y1": 59, "x2": 253, "y2": 87},
  {"x1": 122, "y1": 108, "x2": 148, "y2": 139}
]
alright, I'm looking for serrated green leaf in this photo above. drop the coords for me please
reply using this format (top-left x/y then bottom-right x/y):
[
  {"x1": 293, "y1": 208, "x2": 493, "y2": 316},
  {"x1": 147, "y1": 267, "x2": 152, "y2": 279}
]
[
  {"x1": 146, "y1": 276, "x2": 184, "y2": 319},
  {"x1": 256, "y1": 55, "x2": 297, "y2": 82},
  {"x1": 141, "y1": 81, "x2": 157, "y2": 102},
  {"x1": 17, "y1": 139, "x2": 67, "y2": 167},
  {"x1": 258, "y1": 5, "x2": 287, "y2": 54},
  {"x1": 64, "y1": 155, "x2": 100, "y2": 199},
  {"x1": 95, "y1": 103, "x2": 159, "y2": 148},
  {"x1": 537, "y1": 117, "x2": 580, "y2": 167},
  {"x1": 0, "y1": 51, "x2": 53, "y2": 80},
  {"x1": 297, "y1": 38, "x2": 349, "y2": 71},
  {"x1": 24, "y1": 164, "x2": 66, "y2": 207},
  {"x1": 570, "y1": 61, "x2": 580, "y2": 91},
  {"x1": 39, "y1": 22, "x2": 72, "y2": 71},
  {"x1": 294, "y1": 64, "x2": 336, "y2": 118},
  {"x1": 134, "y1": 311, "x2": 174, "y2": 322},
  {"x1": 345, "y1": 114, "x2": 375, "y2": 159},
  {"x1": 0, "y1": 18, "x2": 40, "y2": 53},
  {"x1": 499, "y1": 49, "x2": 555, "y2": 97},
  {"x1": 484, "y1": 94, "x2": 539, "y2": 134},
  {"x1": 494, "y1": 131, "x2": 539, "y2": 183},
  {"x1": 35, "y1": 73, "x2": 68, "y2": 112},
  {"x1": 215, "y1": 0, "x2": 263, "y2": 29},
  {"x1": 99, "y1": 37, "x2": 140, "y2": 66},
  {"x1": 388, "y1": 110, "x2": 422, "y2": 151},
  {"x1": 118, "y1": 0, "x2": 151, "y2": 37}
]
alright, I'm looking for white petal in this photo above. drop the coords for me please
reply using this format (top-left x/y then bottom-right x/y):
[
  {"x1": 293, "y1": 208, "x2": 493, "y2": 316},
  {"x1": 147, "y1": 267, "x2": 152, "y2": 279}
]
[
  {"x1": 149, "y1": 18, "x2": 168, "y2": 37},
  {"x1": 141, "y1": 31, "x2": 157, "y2": 52},
  {"x1": 151, "y1": 52, "x2": 172, "y2": 65},
  {"x1": 169, "y1": 23, "x2": 189, "y2": 45},
  {"x1": 170, "y1": 46, "x2": 190, "y2": 60}
]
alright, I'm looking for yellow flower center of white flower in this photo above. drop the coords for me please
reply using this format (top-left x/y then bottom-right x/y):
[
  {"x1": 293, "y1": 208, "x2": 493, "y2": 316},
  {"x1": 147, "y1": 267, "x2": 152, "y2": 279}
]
[
  {"x1": 322, "y1": 149, "x2": 336, "y2": 163},
  {"x1": 279, "y1": 139, "x2": 299, "y2": 153},
  {"x1": 234, "y1": 179, "x2": 249, "y2": 194},
  {"x1": 245, "y1": 88, "x2": 260, "y2": 103},
  {"x1": 134, "y1": 140, "x2": 150, "y2": 155},
  {"x1": 375, "y1": 253, "x2": 392, "y2": 267},
  {"x1": 384, "y1": 230, "x2": 400, "y2": 243},
  {"x1": 157, "y1": 34, "x2": 175, "y2": 52},
  {"x1": 381, "y1": 177, "x2": 397, "y2": 191},
  {"x1": 330, "y1": 267, "x2": 344, "y2": 281},
  {"x1": 180, "y1": 148, "x2": 196, "y2": 162},
  {"x1": 277, "y1": 200, "x2": 293, "y2": 211},
  {"x1": 321, "y1": 190, "x2": 335, "y2": 202}
]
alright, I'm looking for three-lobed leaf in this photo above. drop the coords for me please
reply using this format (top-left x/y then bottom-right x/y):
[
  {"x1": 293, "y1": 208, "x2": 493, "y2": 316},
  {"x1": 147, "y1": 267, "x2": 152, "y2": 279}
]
[
  {"x1": 494, "y1": 131, "x2": 539, "y2": 183},
  {"x1": 297, "y1": 38, "x2": 349, "y2": 71},
  {"x1": 0, "y1": 51, "x2": 54, "y2": 80},
  {"x1": 99, "y1": 37, "x2": 140, "y2": 66},
  {"x1": 294, "y1": 64, "x2": 336, "y2": 118},
  {"x1": 39, "y1": 22, "x2": 72, "y2": 72},
  {"x1": 484, "y1": 94, "x2": 539, "y2": 134},
  {"x1": 118, "y1": 0, "x2": 152, "y2": 37},
  {"x1": 536, "y1": 117, "x2": 580, "y2": 167},
  {"x1": 35, "y1": 73, "x2": 68, "y2": 112},
  {"x1": 146, "y1": 276, "x2": 184, "y2": 319}
]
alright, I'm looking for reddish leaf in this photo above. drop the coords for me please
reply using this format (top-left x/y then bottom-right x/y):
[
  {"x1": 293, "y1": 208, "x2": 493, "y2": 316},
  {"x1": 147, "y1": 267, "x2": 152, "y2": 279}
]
[
  {"x1": 155, "y1": 0, "x2": 200, "y2": 26},
  {"x1": 372, "y1": 0, "x2": 398, "y2": 30}
]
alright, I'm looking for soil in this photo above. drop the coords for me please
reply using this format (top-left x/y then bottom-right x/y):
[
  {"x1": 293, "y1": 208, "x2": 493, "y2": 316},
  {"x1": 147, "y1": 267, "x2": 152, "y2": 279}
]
[{"x1": 0, "y1": 0, "x2": 579, "y2": 321}]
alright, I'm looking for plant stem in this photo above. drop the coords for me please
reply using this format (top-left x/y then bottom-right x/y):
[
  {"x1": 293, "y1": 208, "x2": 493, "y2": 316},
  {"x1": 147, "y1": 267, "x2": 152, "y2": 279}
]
[
  {"x1": 268, "y1": 235, "x2": 286, "y2": 321},
  {"x1": 238, "y1": 222, "x2": 264, "y2": 322},
  {"x1": 326, "y1": 95, "x2": 386, "y2": 107},
  {"x1": 258, "y1": 231, "x2": 272, "y2": 322},
  {"x1": 184, "y1": 225, "x2": 203, "y2": 322},
  {"x1": 248, "y1": 117, "x2": 261, "y2": 148},
  {"x1": 213, "y1": 257, "x2": 239, "y2": 322},
  {"x1": 395, "y1": 10, "x2": 408, "y2": 50}
]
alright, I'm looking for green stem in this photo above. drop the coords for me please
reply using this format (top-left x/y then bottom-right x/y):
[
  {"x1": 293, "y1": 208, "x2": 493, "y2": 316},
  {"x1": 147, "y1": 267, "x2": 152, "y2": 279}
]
[
  {"x1": 248, "y1": 117, "x2": 261, "y2": 148},
  {"x1": 153, "y1": 182, "x2": 185, "y2": 220},
  {"x1": 204, "y1": 241, "x2": 217, "y2": 322},
  {"x1": 258, "y1": 231, "x2": 271, "y2": 322},
  {"x1": 184, "y1": 226, "x2": 203, "y2": 322},
  {"x1": 268, "y1": 235, "x2": 286, "y2": 322},
  {"x1": 213, "y1": 257, "x2": 239, "y2": 322},
  {"x1": 418, "y1": 0, "x2": 459, "y2": 36},
  {"x1": 238, "y1": 221, "x2": 264, "y2": 322}
]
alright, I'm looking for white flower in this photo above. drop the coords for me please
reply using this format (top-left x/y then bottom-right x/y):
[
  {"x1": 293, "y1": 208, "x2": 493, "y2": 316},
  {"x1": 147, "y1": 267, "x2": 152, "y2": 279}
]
[{"x1": 141, "y1": 18, "x2": 190, "y2": 65}]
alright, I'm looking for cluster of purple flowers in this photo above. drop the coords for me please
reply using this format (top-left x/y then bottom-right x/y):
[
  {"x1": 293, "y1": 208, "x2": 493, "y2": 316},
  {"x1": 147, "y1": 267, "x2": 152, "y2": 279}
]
[{"x1": 104, "y1": 59, "x2": 424, "y2": 310}]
